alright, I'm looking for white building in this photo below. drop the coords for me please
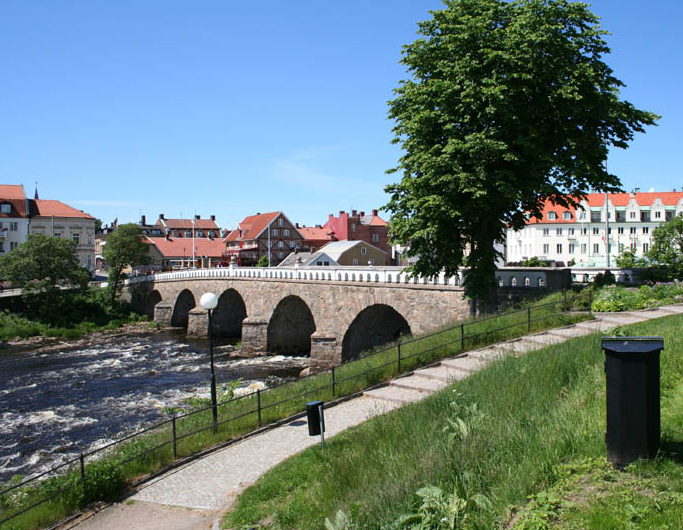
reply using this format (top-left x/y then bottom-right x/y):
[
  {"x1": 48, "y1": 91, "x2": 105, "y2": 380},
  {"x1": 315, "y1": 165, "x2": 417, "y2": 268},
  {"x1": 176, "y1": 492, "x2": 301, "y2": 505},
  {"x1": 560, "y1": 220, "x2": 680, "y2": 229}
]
[
  {"x1": 506, "y1": 191, "x2": 683, "y2": 268},
  {"x1": 0, "y1": 185, "x2": 31, "y2": 255}
]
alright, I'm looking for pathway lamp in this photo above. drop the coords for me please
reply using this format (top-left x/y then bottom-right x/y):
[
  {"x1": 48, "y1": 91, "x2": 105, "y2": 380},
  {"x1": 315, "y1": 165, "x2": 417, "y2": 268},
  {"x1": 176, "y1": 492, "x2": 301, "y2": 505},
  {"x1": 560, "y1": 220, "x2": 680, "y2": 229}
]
[{"x1": 200, "y1": 292, "x2": 219, "y2": 433}]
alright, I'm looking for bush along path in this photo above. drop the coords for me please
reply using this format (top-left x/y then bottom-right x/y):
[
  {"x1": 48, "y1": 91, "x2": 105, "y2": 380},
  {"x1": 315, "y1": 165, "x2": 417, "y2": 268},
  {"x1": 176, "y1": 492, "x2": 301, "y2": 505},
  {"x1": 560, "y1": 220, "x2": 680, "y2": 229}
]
[{"x1": 55, "y1": 305, "x2": 683, "y2": 530}]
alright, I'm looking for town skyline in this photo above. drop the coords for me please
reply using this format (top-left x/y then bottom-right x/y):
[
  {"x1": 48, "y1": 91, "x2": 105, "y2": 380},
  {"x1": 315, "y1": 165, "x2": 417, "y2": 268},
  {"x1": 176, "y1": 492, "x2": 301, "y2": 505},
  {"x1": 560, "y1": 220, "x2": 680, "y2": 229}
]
[{"x1": 2, "y1": 1, "x2": 681, "y2": 229}]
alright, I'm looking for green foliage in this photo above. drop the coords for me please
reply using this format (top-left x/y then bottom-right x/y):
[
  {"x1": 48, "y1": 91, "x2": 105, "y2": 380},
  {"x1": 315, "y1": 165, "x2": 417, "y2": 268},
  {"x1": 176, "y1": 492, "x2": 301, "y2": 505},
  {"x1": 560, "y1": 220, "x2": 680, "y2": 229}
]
[
  {"x1": 592, "y1": 270, "x2": 616, "y2": 288},
  {"x1": 647, "y1": 215, "x2": 683, "y2": 279},
  {"x1": 591, "y1": 283, "x2": 683, "y2": 312},
  {"x1": 522, "y1": 257, "x2": 548, "y2": 268},
  {"x1": 256, "y1": 255, "x2": 270, "y2": 267},
  {"x1": 384, "y1": 0, "x2": 658, "y2": 311},
  {"x1": 102, "y1": 224, "x2": 150, "y2": 305},
  {"x1": 614, "y1": 247, "x2": 649, "y2": 269}
]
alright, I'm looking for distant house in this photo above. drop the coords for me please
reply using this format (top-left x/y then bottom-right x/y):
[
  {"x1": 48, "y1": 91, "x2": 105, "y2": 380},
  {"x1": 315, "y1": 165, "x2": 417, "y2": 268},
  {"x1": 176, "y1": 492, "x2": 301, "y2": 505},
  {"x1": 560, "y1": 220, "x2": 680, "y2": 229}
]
[
  {"x1": 316, "y1": 240, "x2": 387, "y2": 267},
  {"x1": 321, "y1": 209, "x2": 391, "y2": 265},
  {"x1": 155, "y1": 214, "x2": 221, "y2": 239},
  {"x1": 278, "y1": 250, "x2": 339, "y2": 268},
  {"x1": 28, "y1": 199, "x2": 96, "y2": 271},
  {"x1": 145, "y1": 236, "x2": 228, "y2": 271},
  {"x1": 296, "y1": 225, "x2": 337, "y2": 251},
  {"x1": 0, "y1": 185, "x2": 31, "y2": 256},
  {"x1": 225, "y1": 212, "x2": 304, "y2": 266}
]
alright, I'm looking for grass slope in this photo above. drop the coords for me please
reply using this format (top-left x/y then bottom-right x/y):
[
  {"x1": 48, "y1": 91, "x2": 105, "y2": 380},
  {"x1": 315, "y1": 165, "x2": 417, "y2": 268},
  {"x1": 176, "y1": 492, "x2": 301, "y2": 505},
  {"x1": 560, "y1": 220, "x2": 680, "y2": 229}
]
[{"x1": 223, "y1": 313, "x2": 683, "y2": 530}]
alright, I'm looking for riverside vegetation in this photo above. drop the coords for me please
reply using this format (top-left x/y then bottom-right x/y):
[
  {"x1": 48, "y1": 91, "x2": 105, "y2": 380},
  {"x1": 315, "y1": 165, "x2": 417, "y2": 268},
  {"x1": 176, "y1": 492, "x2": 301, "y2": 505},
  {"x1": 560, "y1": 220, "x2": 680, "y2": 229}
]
[
  {"x1": 223, "y1": 313, "x2": 683, "y2": 530},
  {"x1": 0, "y1": 291, "x2": 591, "y2": 530}
]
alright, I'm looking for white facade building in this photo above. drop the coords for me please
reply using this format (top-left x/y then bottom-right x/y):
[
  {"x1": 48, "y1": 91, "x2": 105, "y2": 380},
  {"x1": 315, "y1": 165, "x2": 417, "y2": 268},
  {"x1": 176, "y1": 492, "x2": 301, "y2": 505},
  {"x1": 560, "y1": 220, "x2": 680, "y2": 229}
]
[
  {"x1": 506, "y1": 191, "x2": 683, "y2": 268},
  {"x1": 0, "y1": 185, "x2": 31, "y2": 255}
]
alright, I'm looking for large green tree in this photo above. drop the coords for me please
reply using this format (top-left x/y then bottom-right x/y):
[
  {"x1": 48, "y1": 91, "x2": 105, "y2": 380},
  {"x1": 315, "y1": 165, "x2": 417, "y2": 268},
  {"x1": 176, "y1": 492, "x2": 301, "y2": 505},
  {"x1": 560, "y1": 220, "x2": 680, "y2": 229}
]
[
  {"x1": 647, "y1": 215, "x2": 683, "y2": 279},
  {"x1": 102, "y1": 223, "x2": 150, "y2": 305},
  {"x1": 385, "y1": 0, "x2": 658, "y2": 311},
  {"x1": 0, "y1": 234, "x2": 91, "y2": 320}
]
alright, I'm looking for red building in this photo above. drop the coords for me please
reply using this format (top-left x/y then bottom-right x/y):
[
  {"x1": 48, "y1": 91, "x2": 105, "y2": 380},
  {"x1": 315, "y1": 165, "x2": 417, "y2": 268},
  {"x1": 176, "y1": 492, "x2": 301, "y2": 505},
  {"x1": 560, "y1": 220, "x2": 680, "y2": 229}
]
[{"x1": 321, "y1": 209, "x2": 390, "y2": 265}]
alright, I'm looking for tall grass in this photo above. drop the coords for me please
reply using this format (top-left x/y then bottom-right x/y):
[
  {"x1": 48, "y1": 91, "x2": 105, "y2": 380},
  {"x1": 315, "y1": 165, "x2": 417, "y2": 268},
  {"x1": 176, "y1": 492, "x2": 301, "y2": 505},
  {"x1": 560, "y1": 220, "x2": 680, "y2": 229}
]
[{"x1": 224, "y1": 313, "x2": 683, "y2": 530}]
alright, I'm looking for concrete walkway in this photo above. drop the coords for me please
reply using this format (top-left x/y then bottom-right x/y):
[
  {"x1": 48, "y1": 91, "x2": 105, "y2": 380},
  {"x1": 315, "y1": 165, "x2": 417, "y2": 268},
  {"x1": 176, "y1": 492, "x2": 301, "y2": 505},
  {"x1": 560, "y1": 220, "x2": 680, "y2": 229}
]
[{"x1": 61, "y1": 305, "x2": 683, "y2": 530}]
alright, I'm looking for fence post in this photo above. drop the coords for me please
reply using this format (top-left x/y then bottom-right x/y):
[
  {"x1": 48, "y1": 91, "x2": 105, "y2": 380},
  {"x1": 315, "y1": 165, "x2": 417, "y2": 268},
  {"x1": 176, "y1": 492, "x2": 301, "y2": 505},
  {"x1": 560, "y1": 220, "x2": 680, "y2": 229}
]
[
  {"x1": 461, "y1": 323, "x2": 465, "y2": 351},
  {"x1": 397, "y1": 338, "x2": 402, "y2": 372},
  {"x1": 79, "y1": 454, "x2": 85, "y2": 483},
  {"x1": 331, "y1": 366, "x2": 336, "y2": 397},
  {"x1": 257, "y1": 389, "x2": 262, "y2": 426},
  {"x1": 172, "y1": 415, "x2": 177, "y2": 460},
  {"x1": 527, "y1": 307, "x2": 531, "y2": 333}
]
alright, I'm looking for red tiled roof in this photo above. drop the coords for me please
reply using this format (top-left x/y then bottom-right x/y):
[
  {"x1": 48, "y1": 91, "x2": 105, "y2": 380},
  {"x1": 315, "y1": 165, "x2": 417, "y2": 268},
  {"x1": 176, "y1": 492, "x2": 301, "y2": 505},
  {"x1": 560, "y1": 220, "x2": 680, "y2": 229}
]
[
  {"x1": 234, "y1": 212, "x2": 281, "y2": 240},
  {"x1": 157, "y1": 218, "x2": 220, "y2": 230},
  {"x1": 223, "y1": 229, "x2": 240, "y2": 243},
  {"x1": 0, "y1": 185, "x2": 26, "y2": 200},
  {"x1": 298, "y1": 226, "x2": 334, "y2": 240},
  {"x1": 31, "y1": 200, "x2": 95, "y2": 219},
  {"x1": 145, "y1": 236, "x2": 226, "y2": 258},
  {"x1": 533, "y1": 191, "x2": 683, "y2": 223}
]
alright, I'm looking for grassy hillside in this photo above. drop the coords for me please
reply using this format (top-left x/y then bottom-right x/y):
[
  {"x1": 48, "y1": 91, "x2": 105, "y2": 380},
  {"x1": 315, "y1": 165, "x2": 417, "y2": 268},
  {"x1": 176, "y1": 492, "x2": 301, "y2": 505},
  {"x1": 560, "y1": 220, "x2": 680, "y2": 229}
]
[{"x1": 224, "y1": 313, "x2": 683, "y2": 530}]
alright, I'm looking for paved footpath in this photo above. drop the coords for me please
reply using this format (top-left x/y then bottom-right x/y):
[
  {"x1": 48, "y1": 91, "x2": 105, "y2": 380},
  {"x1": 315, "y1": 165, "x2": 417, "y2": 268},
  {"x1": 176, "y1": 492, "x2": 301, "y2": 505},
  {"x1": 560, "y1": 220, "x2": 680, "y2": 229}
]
[{"x1": 62, "y1": 305, "x2": 683, "y2": 530}]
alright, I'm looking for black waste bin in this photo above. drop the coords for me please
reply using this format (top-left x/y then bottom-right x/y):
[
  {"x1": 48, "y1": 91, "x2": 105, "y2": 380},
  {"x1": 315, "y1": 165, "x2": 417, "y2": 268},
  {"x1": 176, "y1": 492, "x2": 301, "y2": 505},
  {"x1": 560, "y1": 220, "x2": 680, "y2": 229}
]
[
  {"x1": 602, "y1": 336, "x2": 663, "y2": 468},
  {"x1": 306, "y1": 400, "x2": 325, "y2": 436}
]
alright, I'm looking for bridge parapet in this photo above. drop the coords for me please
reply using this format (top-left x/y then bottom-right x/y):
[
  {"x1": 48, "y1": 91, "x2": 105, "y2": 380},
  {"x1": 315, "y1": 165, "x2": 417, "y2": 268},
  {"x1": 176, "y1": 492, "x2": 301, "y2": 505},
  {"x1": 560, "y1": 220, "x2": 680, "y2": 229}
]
[{"x1": 127, "y1": 266, "x2": 465, "y2": 288}]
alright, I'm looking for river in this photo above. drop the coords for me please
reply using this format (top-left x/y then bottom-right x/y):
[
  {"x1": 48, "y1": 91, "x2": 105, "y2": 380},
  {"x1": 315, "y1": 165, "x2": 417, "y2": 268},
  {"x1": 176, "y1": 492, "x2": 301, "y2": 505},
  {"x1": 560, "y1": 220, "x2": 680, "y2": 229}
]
[{"x1": 0, "y1": 331, "x2": 307, "y2": 484}]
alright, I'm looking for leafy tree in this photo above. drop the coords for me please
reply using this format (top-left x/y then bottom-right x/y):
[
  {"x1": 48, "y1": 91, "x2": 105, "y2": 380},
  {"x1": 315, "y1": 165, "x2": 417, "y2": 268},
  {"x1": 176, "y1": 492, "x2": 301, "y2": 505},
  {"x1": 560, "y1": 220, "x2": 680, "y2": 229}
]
[
  {"x1": 384, "y1": 0, "x2": 658, "y2": 312},
  {"x1": 522, "y1": 257, "x2": 548, "y2": 268},
  {"x1": 257, "y1": 255, "x2": 270, "y2": 267},
  {"x1": 102, "y1": 223, "x2": 150, "y2": 305},
  {"x1": 0, "y1": 234, "x2": 91, "y2": 322},
  {"x1": 615, "y1": 247, "x2": 648, "y2": 268},
  {"x1": 647, "y1": 215, "x2": 683, "y2": 279}
]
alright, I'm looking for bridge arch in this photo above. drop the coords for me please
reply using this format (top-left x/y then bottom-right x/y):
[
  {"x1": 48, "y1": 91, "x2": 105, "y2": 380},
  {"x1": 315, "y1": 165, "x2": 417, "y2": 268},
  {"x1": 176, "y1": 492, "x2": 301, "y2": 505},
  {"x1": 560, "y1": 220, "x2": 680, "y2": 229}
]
[
  {"x1": 171, "y1": 289, "x2": 196, "y2": 329},
  {"x1": 145, "y1": 290, "x2": 162, "y2": 319},
  {"x1": 212, "y1": 289, "x2": 247, "y2": 338},
  {"x1": 341, "y1": 304, "x2": 411, "y2": 363},
  {"x1": 267, "y1": 295, "x2": 316, "y2": 355}
]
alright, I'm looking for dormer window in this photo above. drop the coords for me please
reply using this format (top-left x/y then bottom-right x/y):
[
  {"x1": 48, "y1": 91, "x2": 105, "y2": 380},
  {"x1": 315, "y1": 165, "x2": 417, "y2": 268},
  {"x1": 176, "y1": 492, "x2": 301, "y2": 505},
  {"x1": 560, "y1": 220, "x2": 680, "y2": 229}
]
[
  {"x1": 563, "y1": 211, "x2": 572, "y2": 220},
  {"x1": 0, "y1": 204, "x2": 11, "y2": 214},
  {"x1": 547, "y1": 212, "x2": 557, "y2": 220}
]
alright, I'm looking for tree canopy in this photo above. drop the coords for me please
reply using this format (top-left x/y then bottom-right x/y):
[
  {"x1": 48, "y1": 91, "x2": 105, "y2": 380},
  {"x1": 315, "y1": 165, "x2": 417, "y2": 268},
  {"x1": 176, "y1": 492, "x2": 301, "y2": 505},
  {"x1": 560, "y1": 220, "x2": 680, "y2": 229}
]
[
  {"x1": 647, "y1": 215, "x2": 683, "y2": 279},
  {"x1": 384, "y1": 0, "x2": 658, "y2": 311},
  {"x1": 102, "y1": 223, "x2": 150, "y2": 304}
]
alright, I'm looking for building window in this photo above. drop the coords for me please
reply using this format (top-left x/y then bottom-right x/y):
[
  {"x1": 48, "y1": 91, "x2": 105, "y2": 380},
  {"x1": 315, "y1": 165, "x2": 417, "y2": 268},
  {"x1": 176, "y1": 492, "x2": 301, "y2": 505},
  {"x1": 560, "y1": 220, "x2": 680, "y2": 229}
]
[
  {"x1": 579, "y1": 212, "x2": 586, "y2": 220},
  {"x1": 556, "y1": 228, "x2": 563, "y2": 236},
  {"x1": 511, "y1": 277, "x2": 517, "y2": 287},
  {"x1": 524, "y1": 277, "x2": 530, "y2": 286},
  {"x1": 284, "y1": 229, "x2": 290, "y2": 236},
  {"x1": 278, "y1": 252, "x2": 284, "y2": 258},
  {"x1": 568, "y1": 228, "x2": 574, "y2": 236},
  {"x1": 582, "y1": 227, "x2": 588, "y2": 235},
  {"x1": 352, "y1": 258, "x2": 359, "y2": 265},
  {"x1": 9, "y1": 222, "x2": 18, "y2": 232},
  {"x1": 643, "y1": 243, "x2": 649, "y2": 252},
  {"x1": 278, "y1": 241, "x2": 284, "y2": 248},
  {"x1": 618, "y1": 227, "x2": 624, "y2": 235},
  {"x1": 556, "y1": 244, "x2": 563, "y2": 254},
  {"x1": 630, "y1": 211, "x2": 636, "y2": 219},
  {"x1": 0, "y1": 242, "x2": 4, "y2": 252},
  {"x1": 569, "y1": 244, "x2": 576, "y2": 254},
  {"x1": 0, "y1": 204, "x2": 10, "y2": 214},
  {"x1": 272, "y1": 229, "x2": 278, "y2": 236},
  {"x1": 642, "y1": 227, "x2": 649, "y2": 234},
  {"x1": 630, "y1": 227, "x2": 637, "y2": 235},
  {"x1": 542, "y1": 228, "x2": 550, "y2": 236},
  {"x1": 563, "y1": 211, "x2": 572, "y2": 220},
  {"x1": 581, "y1": 244, "x2": 587, "y2": 254},
  {"x1": 498, "y1": 277, "x2": 503, "y2": 287},
  {"x1": 278, "y1": 218, "x2": 284, "y2": 226},
  {"x1": 10, "y1": 242, "x2": 18, "y2": 251},
  {"x1": 372, "y1": 233, "x2": 379, "y2": 243},
  {"x1": 538, "y1": 278, "x2": 545, "y2": 287},
  {"x1": 655, "y1": 211, "x2": 661, "y2": 219},
  {"x1": 548, "y1": 212, "x2": 557, "y2": 220},
  {"x1": 289, "y1": 241, "x2": 296, "y2": 248},
  {"x1": 361, "y1": 247, "x2": 367, "y2": 255},
  {"x1": 368, "y1": 258, "x2": 375, "y2": 265},
  {"x1": 72, "y1": 233, "x2": 80, "y2": 244},
  {"x1": 593, "y1": 227, "x2": 599, "y2": 235},
  {"x1": 54, "y1": 232, "x2": 61, "y2": 238},
  {"x1": 593, "y1": 243, "x2": 600, "y2": 255},
  {"x1": 351, "y1": 223, "x2": 356, "y2": 233},
  {"x1": 542, "y1": 244, "x2": 549, "y2": 254}
]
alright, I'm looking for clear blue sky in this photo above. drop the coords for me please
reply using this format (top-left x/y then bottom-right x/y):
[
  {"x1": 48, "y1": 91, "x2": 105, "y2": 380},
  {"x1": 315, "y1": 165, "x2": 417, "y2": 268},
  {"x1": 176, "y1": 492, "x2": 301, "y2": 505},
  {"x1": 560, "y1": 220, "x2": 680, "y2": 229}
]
[{"x1": 1, "y1": 1, "x2": 680, "y2": 230}]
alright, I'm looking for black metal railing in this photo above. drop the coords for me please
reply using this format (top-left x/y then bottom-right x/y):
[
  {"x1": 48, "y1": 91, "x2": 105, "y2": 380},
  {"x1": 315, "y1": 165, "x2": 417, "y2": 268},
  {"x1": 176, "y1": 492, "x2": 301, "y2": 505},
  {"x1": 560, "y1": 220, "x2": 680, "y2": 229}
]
[{"x1": 0, "y1": 290, "x2": 591, "y2": 529}]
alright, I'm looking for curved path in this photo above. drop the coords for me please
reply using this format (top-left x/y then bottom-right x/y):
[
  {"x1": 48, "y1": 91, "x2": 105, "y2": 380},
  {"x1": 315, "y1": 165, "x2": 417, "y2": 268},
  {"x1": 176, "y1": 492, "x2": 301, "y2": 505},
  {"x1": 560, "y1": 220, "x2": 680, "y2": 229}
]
[{"x1": 61, "y1": 305, "x2": 683, "y2": 530}]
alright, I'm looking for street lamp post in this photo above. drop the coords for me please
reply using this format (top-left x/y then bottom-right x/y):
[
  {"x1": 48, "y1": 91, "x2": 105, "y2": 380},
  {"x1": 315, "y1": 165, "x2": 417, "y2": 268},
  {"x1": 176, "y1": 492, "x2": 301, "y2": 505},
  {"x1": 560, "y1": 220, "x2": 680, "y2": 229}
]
[{"x1": 200, "y1": 292, "x2": 219, "y2": 433}]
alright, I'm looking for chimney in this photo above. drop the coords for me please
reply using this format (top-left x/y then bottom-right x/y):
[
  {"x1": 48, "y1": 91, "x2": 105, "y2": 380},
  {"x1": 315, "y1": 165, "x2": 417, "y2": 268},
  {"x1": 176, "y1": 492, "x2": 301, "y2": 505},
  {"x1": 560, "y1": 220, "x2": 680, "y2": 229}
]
[
  {"x1": 372, "y1": 209, "x2": 378, "y2": 216},
  {"x1": 195, "y1": 214, "x2": 200, "y2": 220},
  {"x1": 339, "y1": 210, "x2": 345, "y2": 216},
  {"x1": 159, "y1": 213, "x2": 165, "y2": 220},
  {"x1": 360, "y1": 211, "x2": 365, "y2": 217},
  {"x1": 210, "y1": 215, "x2": 216, "y2": 222},
  {"x1": 351, "y1": 210, "x2": 357, "y2": 217},
  {"x1": 141, "y1": 215, "x2": 146, "y2": 225},
  {"x1": 295, "y1": 222, "x2": 300, "y2": 228}
]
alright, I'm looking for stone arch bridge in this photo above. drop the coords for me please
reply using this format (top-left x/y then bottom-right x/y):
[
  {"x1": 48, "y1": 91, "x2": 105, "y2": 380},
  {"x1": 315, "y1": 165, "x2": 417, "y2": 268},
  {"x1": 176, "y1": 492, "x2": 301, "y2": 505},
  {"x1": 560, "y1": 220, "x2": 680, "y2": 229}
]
[{"x1": 125, "y1": 267, "x2": 469, "y2": 370}]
